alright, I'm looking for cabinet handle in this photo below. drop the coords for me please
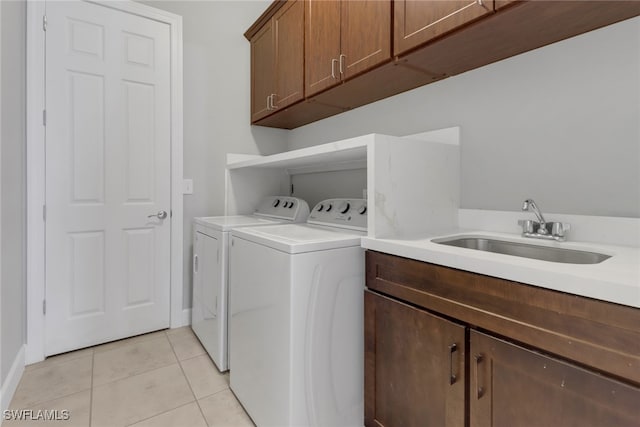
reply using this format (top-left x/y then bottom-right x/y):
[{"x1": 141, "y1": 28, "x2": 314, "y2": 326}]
[
  {"x1": 474, "y1": 354, "x2": 485, "y2": 399},
  {"x1": 331, "y1": 58, "x2": 338, "y2": 79},
  {"x1": 270, "y1": 93, "x2": 278, "y2": 109},
  {"x1": 266, "y1": 95, "x2": 272, "y2": 111},
  {"x1": 339, "y1": 54, "x2": 346, "y2": 75},
  {"x1": 448, "y1": 343, "x2": 458, "y2": 385}
]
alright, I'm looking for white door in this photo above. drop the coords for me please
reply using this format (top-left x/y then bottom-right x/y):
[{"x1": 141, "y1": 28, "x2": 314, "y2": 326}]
[{"x1": 45, "y1": 0, "x2": 171, "y2": 355}]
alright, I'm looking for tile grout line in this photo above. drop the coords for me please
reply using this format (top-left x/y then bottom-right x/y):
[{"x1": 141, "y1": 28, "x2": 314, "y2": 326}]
[
  {"x1": 166, "y1": 329, "x2": 212, "y2": 427},
  {"x1": 91, "y1": 336, "x2": 179, "y2": 389},
  {"x1": 123, "y1": 401, "x2": 197, "y2": 427},
  {"x1": 10, "y1": 354, "x2": 95, "y2": 410}
]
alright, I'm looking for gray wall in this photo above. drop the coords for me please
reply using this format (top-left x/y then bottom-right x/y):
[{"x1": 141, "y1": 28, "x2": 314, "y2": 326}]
[
  {"x1": 1, "y1": 0, "x2": 26, "y2": 383},
  {"x1": 287, "y1": 17, "x2": 640, "y2": 218},
  {"x1": 140, "y1": 1, "x2": 289, "y2": 308}
]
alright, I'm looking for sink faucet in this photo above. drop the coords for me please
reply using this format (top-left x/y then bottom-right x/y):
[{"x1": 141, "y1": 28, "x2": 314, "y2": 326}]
[
  {"x1": 518, "y1": 198, "x2": 570, "y2": 241},
  {"x1": 522, "y1": 199, "x2": 547, "y2": 234}
]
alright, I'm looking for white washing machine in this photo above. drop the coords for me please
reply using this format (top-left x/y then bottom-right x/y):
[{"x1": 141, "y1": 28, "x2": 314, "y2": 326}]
[
  {"x1": 229, "y1": 198, "x2": 367, "y2": 427},
  {"x1": 191, "y1": 196, "x2": 309, "y2": 372}
]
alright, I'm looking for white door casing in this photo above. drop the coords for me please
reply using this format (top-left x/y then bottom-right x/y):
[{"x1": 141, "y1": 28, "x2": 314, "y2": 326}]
[{"x1": 27, "y1": 0, "x2": 183, "y2": 362}]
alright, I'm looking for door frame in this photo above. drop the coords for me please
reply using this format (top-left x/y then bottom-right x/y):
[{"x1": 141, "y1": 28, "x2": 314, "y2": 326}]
[{"x1": 26, "y1": 0, "x2": 184, "y2": 364}]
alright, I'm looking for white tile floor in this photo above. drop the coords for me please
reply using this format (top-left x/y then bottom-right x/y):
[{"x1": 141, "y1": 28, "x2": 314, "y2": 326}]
[{"x1": 6, "y1": 328, "x2": 254, "y2": 427}]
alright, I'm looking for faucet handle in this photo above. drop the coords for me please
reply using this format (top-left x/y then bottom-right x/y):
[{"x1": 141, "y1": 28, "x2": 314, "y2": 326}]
[
  {"x1": 551, "y1": 222, "x2": 571, "y2": 237},
  {"x1": 518, "y1": 219, "x2": 535, "y2": 234}
]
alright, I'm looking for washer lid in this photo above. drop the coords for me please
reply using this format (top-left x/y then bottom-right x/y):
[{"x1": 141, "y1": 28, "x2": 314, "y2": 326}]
[
  {"x1": 193, "y1": 215, "x2": 281, "y2": 232},
  {"x1": 231, "y1": 223, "x2": 364, "y2": 254}
]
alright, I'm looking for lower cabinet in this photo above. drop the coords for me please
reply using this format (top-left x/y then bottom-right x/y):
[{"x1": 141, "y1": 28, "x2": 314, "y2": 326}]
[
  {"x1": 470, "y1": 331, "x2": 640, "y2": 427},
  {"x1": 365, "y1": 291, "x2": 465, "y2": 427},
  {"x1": 364, "y1": 251, "x2": 640, "y2": 427}
]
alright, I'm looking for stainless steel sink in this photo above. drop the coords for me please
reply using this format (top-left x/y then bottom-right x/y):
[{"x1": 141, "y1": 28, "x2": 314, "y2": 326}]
[{"x1": 432, "y1": 236, "x2": 611, "y2": 264}]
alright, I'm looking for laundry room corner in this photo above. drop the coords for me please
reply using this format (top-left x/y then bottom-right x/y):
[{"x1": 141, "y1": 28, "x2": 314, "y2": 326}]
[{"x1": 137, "y1": 0, "x2": 290, "y2": 319}]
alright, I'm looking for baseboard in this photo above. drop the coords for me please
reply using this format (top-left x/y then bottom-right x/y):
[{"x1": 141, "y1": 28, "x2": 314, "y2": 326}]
[
  {"x1": 1, "y1": 345, "x2": 25, "y2": 419},
  {"x1": 181, "y1": 308, "x2": 192, "y2": 327}
]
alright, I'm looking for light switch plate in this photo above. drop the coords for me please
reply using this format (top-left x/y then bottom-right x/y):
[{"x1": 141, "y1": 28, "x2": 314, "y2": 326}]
[{"x1": 182, "y1": 179, "x2": 193, "y2": 195}]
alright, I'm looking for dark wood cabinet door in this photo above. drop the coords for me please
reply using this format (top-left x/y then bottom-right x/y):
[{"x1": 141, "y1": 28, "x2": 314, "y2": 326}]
[
  {"x1": 394, "y1": 0, "x2": 493, "y2": 56},
  {"x1": 250, "y1": 20, "x2": 275, "y2": 122},
  {"x1": 340, "y1": 0, "x2": 391, "y2": 79},
  {"x1": 305, "y1": 0, "x2": 341, "y2": 97},
  {"x1": 470, "y1": 330, "x2": 640, "y2": 427},
  {"x1": 365, "y1": 291, "x2": 465, "y2": 427},
  {"x1": 274, "y1": 0, "x2": 304, "y2": 109}
]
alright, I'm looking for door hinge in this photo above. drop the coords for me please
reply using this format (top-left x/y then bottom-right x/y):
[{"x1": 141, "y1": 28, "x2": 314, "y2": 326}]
[
  {"x1": 43, "y1": 300, "x2": 47, "y2": 315},
  {"x1": 43, "y1": 15, "x2": 47, "y2": 31},
  {"x1": 42, "y1": 205, "x2": 46, "y2": 221},
  {"x1": 42, "y1": 109, "x2": 47, "y2": 126}
]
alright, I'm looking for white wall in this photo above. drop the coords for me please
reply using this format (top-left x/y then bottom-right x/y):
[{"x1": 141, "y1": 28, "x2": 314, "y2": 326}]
[
  {"x1": 141, "y1": 1, "x2": 289, "y2": 308},
  {"x1": 287, "y1": 17, "x2": 640, "y2": 218},
  {"x1": 1, "y1": 0, "x2": 26, "y2": 384}
]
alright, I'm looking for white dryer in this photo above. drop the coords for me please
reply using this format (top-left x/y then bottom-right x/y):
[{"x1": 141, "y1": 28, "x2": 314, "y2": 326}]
[
  {"x1": 229, "y1": 198, "x2": 367, "y2": 427},
  {"x1": 191, "y1": 196, "x2": 309, "y2": 372}
]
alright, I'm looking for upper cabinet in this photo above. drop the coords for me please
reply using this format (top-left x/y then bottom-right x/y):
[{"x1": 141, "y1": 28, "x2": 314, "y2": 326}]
[
  {"x1": 246, "y1": 0, "x2": 640, "y2": 129},
  {"x1": 248, "y1": 0, "x2": 304, "y2": 123},
  {"x1": 305, "y1": 0, "x2": 391, "y2": 98},
  {"x1": 394, "y1": 0, "x2": 494, "y2": 56}
]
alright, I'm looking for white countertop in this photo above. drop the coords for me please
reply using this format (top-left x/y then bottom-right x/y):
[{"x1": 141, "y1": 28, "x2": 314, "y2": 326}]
[{"x1": 362, "y1": 229, "x2": 640, "y2": 309}]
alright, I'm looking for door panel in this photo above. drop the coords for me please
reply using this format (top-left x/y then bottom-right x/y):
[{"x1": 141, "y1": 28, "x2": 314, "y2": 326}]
[
  {"x1": 470, "y1": 331, "x2": 640, "y2": 427},
  {"x1": 365, "y1": 291, "x2": 465, "y2": 427},
  {"x1": 68, "y1": 231, "x2": 105, "y2": 317},
  {"x1": 45, "y1": 0, "x2": 171, "y2": 355},
  {"x1": 394, "y1": 0, "x2": 493, "y2": 56},
  {"x1": 69, "y1": 71, "x2": 105, "y2": 203},
  {"x1": 305, "y1": 0, "x2": 341, "y2": 97},
  {"x1": 341, "y1": 0, "x2": 391, "y2": 79},
  {"x1": 251, "y1": 21, "x2": 275, "y2": 122},
  {"x1": 123, "y1": 81, "x2": 155, "y2": 202},
  {"x1": 123, "y1": 228, "x2": 155, "y2": 307},
  {"x1": 274, "y1": 0, "x2": 304, "y2": 109}
]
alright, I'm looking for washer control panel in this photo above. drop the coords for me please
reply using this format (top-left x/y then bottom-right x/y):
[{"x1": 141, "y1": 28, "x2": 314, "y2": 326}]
[
  {"x1": 307, "y1": 198, "x2": 367, "y2": 231},
  {"x1": 254, "y1": 196, "x2": 310, "y2": 221}
]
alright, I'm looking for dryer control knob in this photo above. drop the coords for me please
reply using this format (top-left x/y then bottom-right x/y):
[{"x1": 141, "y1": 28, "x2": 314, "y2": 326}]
[
  {"x1": 288, "y1": 201, "x2": 295, "y2": 209},
  {"x1": 283, "y1": 201, "x2": 290, "y2": 208},
  {"x1": 317, "y1": 204, "x2": 324, "y2": 212},
  {"x1": 326, "y1": 204, "x2": 333, "y2": 212},
  {"x1": 339, "y1": 202, "x2": 351, "y2": 214},
  {"x1": 272, "y1": 199, "x2": 281, "y2": 208},
  {"x1": 358, "y1": 205, "x2": 367, "y2": 215}
]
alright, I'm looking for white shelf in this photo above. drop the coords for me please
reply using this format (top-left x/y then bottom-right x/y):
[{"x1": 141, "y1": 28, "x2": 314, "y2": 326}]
[
  {"x1": 225, "y1": 128, "x2": 461, "y2": 238},
  {"x1": 226, "y1": 136, "x2": 369, "y2": 172}
]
